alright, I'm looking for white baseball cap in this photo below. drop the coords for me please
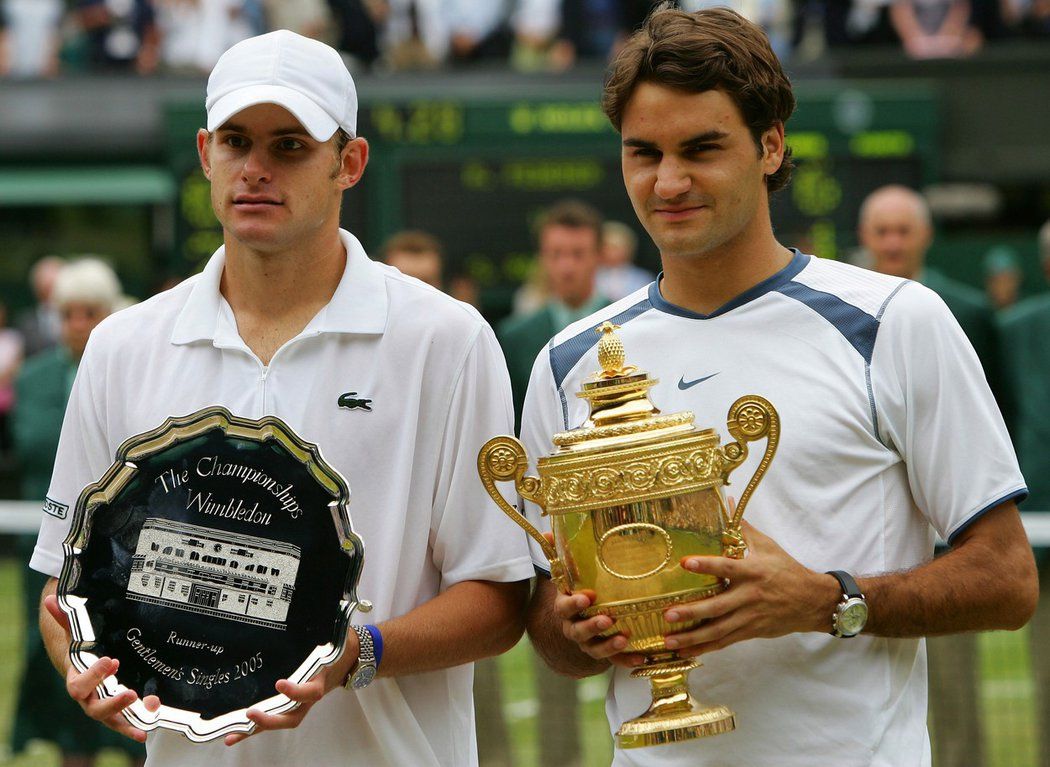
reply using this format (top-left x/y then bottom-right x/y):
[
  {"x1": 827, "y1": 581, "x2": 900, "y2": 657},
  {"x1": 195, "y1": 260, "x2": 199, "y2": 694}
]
[{"x1": 206, "y1": 30, "x2": 357, "y2": 142}]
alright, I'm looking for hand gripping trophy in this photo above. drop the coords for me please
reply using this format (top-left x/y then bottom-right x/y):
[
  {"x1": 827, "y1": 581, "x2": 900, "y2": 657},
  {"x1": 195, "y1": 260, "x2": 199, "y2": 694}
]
[{"x1": 479, "y1": 322, "x2": 779, "y2": 748}]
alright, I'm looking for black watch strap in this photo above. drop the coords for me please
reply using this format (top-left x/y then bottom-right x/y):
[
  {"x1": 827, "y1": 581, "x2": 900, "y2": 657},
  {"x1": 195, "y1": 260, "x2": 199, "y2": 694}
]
[{"x1": 826, "y1": 570, "x2": 863, "y2": 599}]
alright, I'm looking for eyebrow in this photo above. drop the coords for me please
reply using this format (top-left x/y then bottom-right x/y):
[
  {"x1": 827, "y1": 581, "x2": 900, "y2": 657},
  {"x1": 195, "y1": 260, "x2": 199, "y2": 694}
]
[{"x1": 623, "y1": 130, "x2": 729, "y2": 150}]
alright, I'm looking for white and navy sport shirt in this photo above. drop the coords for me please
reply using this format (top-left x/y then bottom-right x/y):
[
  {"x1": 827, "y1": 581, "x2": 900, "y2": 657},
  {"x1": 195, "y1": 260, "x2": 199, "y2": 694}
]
[{"x1": 519, "y1": 250, "x2": 1025, "y2": 767}]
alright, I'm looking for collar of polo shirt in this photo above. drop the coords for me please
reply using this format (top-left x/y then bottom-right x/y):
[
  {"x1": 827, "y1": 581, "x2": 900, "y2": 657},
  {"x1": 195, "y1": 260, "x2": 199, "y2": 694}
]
[{"x1": 170, "y1": 229, "x2": 388, "y2": 346}]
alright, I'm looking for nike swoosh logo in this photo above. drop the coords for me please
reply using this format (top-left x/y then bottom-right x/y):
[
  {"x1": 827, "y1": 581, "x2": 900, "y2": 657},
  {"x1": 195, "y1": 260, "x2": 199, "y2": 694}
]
[{"x1": 678, "y1": 373, "x2": 719, "y2": 390}]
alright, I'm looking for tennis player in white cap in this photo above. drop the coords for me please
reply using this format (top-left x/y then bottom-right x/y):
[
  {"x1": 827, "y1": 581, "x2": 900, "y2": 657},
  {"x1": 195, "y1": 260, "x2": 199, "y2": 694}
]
[{"x1": 33, "y1": 30, "x2": 533, "y2": 767}]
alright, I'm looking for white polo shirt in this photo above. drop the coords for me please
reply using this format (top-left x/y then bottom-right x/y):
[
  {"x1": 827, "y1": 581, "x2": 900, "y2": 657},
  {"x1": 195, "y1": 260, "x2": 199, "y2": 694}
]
[
  {"x1": 520, "y1": 252, "x2": 1026, "y2": 767},
  {"x1": 32, "y1": 229, "x2": 534, "y2": 767}
]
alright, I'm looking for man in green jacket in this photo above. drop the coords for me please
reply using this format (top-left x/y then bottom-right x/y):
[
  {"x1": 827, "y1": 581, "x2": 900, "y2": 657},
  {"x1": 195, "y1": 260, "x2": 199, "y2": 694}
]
[{"x1": 500, "y1": 199, "x2": 612, "y2": 431}]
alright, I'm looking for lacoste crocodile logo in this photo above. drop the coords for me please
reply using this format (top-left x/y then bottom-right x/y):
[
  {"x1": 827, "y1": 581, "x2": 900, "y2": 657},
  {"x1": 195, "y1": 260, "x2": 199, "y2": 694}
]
[
  {"x1": 677, "y1": 373, "x2": 719, "y2": 390},
  {"x1": 338, "y1": 392, "x2": 372, "y2": 411}
]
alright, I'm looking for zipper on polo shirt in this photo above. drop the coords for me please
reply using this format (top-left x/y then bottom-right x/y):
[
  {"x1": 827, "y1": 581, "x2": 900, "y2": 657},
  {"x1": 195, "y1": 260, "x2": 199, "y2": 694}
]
[
  {"x1": 253, "y1": 331, "x2": 321, "y2": 415},
  {"x1": 259, "y1": 365, "x2": 269, "y2": 415}
]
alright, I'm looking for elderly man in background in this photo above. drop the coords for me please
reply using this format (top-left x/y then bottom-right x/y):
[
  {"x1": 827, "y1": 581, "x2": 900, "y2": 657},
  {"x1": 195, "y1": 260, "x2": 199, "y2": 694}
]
[{"x1": 10, "y1": 258, "x2": 145, "y2": 767}]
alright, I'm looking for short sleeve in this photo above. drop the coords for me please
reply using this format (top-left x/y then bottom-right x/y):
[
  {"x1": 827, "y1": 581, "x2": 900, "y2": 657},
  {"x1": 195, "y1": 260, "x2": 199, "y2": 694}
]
[
  {"x1": 870, "y1": 283, "x2": 1026, "y2": 543},
  {"x1": 30, "y1": 343, "x2": 115, "y2": 577},
  {"x1": 428, "y1": 324, "x2": 534, "y2": 589},
  {"x1": 518, "y1": 346, "x2": 564, "y2": 575}
]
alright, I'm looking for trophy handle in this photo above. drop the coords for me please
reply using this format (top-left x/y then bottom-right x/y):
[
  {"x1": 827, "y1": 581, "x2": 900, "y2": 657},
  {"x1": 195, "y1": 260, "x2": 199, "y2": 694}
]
[
  {"x1": 478, "y1": 436, "x2": 560, "y2": 565},
  {"x1": 719, "y1": 395, "x2": 780, "y2": 558}
]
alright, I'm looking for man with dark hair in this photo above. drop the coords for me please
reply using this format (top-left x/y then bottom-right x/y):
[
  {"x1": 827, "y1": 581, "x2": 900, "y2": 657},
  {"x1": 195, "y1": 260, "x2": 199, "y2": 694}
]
[{"x1": 520, "y1": 6, "x2": 1036, "y2": 766}]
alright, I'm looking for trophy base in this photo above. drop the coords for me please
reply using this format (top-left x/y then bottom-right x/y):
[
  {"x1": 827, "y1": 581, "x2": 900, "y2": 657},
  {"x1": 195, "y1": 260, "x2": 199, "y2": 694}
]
[{"x1": 616, "y1": 658, "x2": 736, "y2": 749}]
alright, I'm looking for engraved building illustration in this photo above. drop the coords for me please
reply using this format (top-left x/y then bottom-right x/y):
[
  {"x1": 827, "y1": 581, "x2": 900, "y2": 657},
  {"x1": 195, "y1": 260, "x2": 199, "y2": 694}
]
[{"x1": 127, "y1": 518, "x2": 301, "y2": 629}]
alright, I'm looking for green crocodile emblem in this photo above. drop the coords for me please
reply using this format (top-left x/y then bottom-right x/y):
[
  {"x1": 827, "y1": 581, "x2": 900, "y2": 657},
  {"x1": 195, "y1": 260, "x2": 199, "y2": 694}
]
[{"x1": 338, "y1": 392, "x2": 372, "y2": 412}]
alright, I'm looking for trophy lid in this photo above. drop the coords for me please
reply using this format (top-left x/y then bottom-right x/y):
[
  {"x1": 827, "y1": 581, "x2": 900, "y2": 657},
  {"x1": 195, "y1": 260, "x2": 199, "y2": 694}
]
[{"x1": 551, "y1": 322, "x2": 698, "y2": 452}]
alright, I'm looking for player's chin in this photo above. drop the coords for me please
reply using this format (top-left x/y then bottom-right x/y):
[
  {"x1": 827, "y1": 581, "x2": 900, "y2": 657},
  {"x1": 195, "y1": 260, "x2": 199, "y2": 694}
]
[{"x1": 228, "y1": 220, "x2": 292, "y2": 249}]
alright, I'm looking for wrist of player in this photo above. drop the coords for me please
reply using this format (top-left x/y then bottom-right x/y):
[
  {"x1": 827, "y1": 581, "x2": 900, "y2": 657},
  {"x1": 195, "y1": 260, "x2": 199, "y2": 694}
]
[
  {"x1": 327, "y1": 627, "x2": 360, "y2": 693},
  {"x1": 341, "y1": 624, "x2": 383, "y2": 690},
  {"x1": 808, "y1": 571, "x2": 846, "y2": 633}
]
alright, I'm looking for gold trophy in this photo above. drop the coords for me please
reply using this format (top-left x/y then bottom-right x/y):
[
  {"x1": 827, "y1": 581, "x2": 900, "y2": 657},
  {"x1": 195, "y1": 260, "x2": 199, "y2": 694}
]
[{"x1": 478, "y1": 322, "x2": 779, "y2": 748}]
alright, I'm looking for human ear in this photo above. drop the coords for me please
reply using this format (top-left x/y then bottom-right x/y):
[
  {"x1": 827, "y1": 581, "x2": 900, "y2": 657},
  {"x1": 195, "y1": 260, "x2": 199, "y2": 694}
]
[
  {"x1": 197, "y1": 129, "x2": 212, "y2": 180},
  {"x1": 761, "y1": 123, "x2": 785, "y2": 176},
  {"x1": 337, "y1": 137, "x2": 370, "y2": 189}
]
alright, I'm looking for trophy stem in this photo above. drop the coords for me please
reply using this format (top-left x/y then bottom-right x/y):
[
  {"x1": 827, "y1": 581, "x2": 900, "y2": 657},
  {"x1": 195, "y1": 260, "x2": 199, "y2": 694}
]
[{"x1": 616, "y1": 657, "x2": 736, "y2": 749}]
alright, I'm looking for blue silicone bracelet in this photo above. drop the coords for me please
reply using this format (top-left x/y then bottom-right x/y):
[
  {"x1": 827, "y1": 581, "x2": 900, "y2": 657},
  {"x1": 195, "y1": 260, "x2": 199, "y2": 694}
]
[{"x1": 365, "y1": 624, "x2": 383, "y2": 670}]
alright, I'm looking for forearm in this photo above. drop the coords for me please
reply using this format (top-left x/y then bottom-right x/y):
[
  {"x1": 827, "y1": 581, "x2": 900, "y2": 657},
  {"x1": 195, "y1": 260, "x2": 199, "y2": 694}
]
[
  {"x1": 860, "y1": 505, "x2": 1037, "y2": 637},
  {"x1": 525, "y1": 577, "x2": 609, "y2": 679},
  {"x1": 39, "y1": 577, "x2": 70, "y2": 676},
  {"x1": 375, "y1": 579, "x2": 528, "y2": 678}
]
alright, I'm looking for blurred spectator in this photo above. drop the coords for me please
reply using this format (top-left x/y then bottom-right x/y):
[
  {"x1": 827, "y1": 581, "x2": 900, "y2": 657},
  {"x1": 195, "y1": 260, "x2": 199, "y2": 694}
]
[
  {"x1": 446, "y1": 0, "x2": 512, "y2": 65},
  {"x1": 511, "y1": 0, "x2": 636, "y2": 72},
  {"x1": 154, "y1": 0, "x2": 255, "y2": 73},
  {"x1": 263, "y1": 0, "x2": 332, "y2": 40},
  {"x1": 74, "y1": 0, "x2": 161, "y2": 73},
  {"x1": 889, "y1": 0, "x2": 983, "y2": 57},
  {"x1": 859, "y1": 185, "x2": 995, "y2": 767},
  {"x1": 500, "y1": 199, "x2": 609, "y2": 420},
  {"x1": 997, "y1": 219, "x2": 1050, "y2": 767},
  {"x1": 984, "y1": 245, "x2": 1022, "y2": 311},
  {"x1": 858, "y1": 186, "x2": 997, "y2": 380},
  {"x1": 326, "y1": 0, "x2": 383, "y2": 69},
  {"x1": 596, "y1": 220, "x2": 654, "y2": 302},
  {"x1": 382, "y1": 229, "x2": 444, "y2": 288},
  {"x1": 10, "y1": 258, "x2": 145, "y2": 767},
  {"x1": 0, "y1": 300, "x2": 23, "y2": 457},
  {"x1": 683, "y1": 0, "x2": 794, "y2": 57},
  {"x1": 0, "y1": 0, "x2": 63, "y2": 78},
  {"x1": 17, "y1": 256, "x2": 64, "y2": 359},
  {"x1": 381, "y1": 0, "x2": 450, "y2": 70},
  {"x1": 510, "y1": 0, "x2": 568, "y2": 71},
  {"x1": 792, "y1": 0, "x2": 897, "y2": 57},
  {"x1": 498, "y1": 200, "x2": 609, "y2": 767}
]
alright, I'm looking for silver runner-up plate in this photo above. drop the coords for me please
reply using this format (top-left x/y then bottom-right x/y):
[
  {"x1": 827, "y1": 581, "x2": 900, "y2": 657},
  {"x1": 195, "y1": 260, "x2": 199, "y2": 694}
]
[{"x1": 57, "y1": 406, "x2": 368, "y2": 743}]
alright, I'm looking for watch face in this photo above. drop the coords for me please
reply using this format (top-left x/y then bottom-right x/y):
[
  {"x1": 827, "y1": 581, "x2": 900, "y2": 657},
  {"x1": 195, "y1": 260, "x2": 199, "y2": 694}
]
[
  {"x1": 838, "y1": 600, "x2": 868, "y2": 636},
  {"x1": 351, "y1": 665, "x2": 376, "y2": 689}
]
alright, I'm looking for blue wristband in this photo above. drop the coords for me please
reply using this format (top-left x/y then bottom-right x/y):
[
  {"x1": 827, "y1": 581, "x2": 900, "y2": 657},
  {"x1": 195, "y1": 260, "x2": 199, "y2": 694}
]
[{"x1": 364, "y1": 624, "x2": 383, "y2": 670}]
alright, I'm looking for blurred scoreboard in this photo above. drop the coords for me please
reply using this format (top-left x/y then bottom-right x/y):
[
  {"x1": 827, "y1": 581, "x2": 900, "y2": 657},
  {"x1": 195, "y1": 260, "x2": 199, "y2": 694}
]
[{"x1": 166, "y1": 83, "x2": 936, "y2": 302}]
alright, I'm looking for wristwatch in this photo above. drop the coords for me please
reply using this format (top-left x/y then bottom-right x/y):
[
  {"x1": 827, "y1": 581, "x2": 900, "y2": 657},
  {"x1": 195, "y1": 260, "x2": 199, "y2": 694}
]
[
  {"x1": 344, "y1": 625, "x2": 377, "y2": 690},
  {"x1": 827, "y1": 570, "x2": 868, "y2": 638}
]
